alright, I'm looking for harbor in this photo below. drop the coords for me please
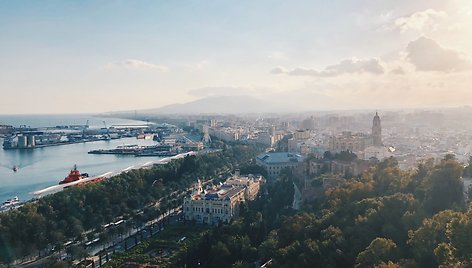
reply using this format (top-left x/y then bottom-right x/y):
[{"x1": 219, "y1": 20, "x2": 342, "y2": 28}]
[
  {"x1": 1, "y1": 123, "x2": 156, "y2": 150},
  {"x1": 0, "y1": 115, "x2": 167, "y2": 203},
  {"x1": 0, "y1": 114, "x2": 208, "y2": 207},
  {"x1": 89, "y1": 133, "x2": 204, "y2": 157}
]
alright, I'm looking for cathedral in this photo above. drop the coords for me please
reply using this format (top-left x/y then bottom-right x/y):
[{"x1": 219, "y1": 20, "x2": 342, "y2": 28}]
[
  {"x1": 329, "y1": 112, "x2": 385, "y2": 157},
  {"x1": 363, "y1": 112, "x2": 392, "y2": 160}
]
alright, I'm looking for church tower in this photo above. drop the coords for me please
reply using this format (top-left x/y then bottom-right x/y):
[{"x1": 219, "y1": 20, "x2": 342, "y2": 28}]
[{"x1": 372, "y1": 112, "x2": 382, "y2": 147}]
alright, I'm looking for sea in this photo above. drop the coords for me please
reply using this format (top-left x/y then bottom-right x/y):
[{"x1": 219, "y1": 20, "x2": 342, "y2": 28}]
[{"x1": 0, "y1": 114, "x2": 163, "y2": 203}]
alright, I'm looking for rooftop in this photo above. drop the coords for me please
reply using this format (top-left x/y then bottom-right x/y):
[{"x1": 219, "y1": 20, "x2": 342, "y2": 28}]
[
  {"x1": 257, "y1": 152, "x2": 305, "y2": 164},
  {"x1": 204, "y1": 186, "x2": 245, "y2": 200}
]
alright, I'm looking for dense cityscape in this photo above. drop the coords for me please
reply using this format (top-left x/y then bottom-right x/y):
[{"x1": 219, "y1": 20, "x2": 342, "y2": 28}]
[{"x1": 1, "y1": 109, "x2": 472, "y2": 267}]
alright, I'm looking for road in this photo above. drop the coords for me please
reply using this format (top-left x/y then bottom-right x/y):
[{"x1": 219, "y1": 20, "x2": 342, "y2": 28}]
[
  {"x1": 17, "y1": 163, "x2": 229, "y2": 268},
  {"x1": 18, "y1": 210, "x2": 182, "y2": 268},
  {"x1": 88, "y1": 211, "x2": 182, "y2": 267}
]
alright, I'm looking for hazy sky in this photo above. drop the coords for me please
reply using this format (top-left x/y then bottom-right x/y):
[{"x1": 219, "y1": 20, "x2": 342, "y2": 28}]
[{"x1": 1, "y1": 0, "x2": 472, "y2": 114}]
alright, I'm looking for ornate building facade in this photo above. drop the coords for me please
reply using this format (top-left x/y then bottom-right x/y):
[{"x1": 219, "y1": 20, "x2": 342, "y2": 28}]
[
  {"x1": 183, "y1": 172, "x2": 263, "y2": 225},
  {"x1": 329, "y1": 113, "x2": 383, "y2": 154}
]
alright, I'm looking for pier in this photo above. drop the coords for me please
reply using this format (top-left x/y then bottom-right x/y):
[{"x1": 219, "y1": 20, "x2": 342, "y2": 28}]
[{"x1": 1, "y1": 123, "x2": 168, "y2": 150}]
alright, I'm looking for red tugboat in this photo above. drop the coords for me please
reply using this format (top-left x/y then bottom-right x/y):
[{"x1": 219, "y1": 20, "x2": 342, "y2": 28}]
[
  {"x1": 59, "y1": 165, "x2": 88, "y2": 184},
  {"x1": 59, "y1": 165, "x2": 104, "y2": 186}
]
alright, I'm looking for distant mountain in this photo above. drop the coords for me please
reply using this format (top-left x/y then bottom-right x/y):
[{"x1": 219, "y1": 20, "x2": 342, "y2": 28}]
[{"x1": 139, "y1": 96, "x2": 298, "y2": 115}]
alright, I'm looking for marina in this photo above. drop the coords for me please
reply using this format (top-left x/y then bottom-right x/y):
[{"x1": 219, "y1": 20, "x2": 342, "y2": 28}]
[{"x1": 2, "y1": 123, "x2": 147, "y2": 150}]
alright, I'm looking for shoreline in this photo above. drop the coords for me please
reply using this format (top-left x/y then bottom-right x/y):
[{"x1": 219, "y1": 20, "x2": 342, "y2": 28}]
[
  {"x1": 28, "y1": 151, "x2": 197, "y2": 199},
  {"x1": 0, "y1": 151, "x2": 199, "y2": 213}
]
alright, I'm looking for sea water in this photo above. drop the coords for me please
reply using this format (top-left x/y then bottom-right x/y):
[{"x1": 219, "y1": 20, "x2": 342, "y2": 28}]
[{"x1": 0, "y1": 114, "x2": 163, "y2": 202}]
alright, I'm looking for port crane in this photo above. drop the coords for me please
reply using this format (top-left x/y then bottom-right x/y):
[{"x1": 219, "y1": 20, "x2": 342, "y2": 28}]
[
  {"x1": 103, "y1": 121, "x2": 111, "y2": 139},
  {"x1": 82, "y1": 120, "x2": 90, "y2": 139}
]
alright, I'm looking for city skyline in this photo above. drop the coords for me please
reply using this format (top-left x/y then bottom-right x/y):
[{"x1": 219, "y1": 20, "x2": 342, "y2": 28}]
[{"x1": 1, "y1": 0, "x2": 472, "y2": 114}]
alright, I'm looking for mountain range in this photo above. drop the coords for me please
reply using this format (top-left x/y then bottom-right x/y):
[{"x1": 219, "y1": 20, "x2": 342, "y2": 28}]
[{"x1": 114, "y1": 96, "x2": 301, "y2": 115}]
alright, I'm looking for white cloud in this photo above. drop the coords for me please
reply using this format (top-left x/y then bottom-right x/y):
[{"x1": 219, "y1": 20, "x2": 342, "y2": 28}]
[
  {"x1": 106, "y1": 59, "x2": 168, "y2": 71},
  {"x1": 393, "y1": 9, "x2": 447, "y2": 33},
  {"x1": 281, "y1": 70, "x2": 472, "y2": 110},
  {"x1": 390, "y1": 66, "x2": 406, "y2": 75},
  {"x1": 271, "y1": 58, "x2": 385, "y2": 77},
  {"x1": 270, "y1": 66, "x2": 287, "y2": 74},
  {"x1": 406, "y1": 36, "x2": 472, "y2": 72}
]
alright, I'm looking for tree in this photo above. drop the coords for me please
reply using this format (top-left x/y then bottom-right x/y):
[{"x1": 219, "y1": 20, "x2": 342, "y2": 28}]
[
  {"x1": 421, "y1": 156, "x2": 464, "y2": 215},
  {"x1": 355, "y1": 238, "x2": 398, "y2": 268},
  {"x1": 335, "y1": 151, "x2": 357, "y2": 162},
  {"x1": 209, "y1": 241, "x2": 231, "y2": 267},
  {"x1": 408, "y1": 210, "x2": 464, "y2": 268}
]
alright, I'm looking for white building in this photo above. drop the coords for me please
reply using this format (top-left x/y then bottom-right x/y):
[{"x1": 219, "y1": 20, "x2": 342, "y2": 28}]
[
  {"x1": 328, "y1": 113, "x2": 383, "y2": 154},
  {"x1": 329, "y1": 131, "x2": 372, "y2": 154},
  {"x1": 224, "y1": 170, "x2": 264, "y2": 201},
  {"x1": 256, "y1": 152, "x2": 305, "y2": 178},
  {"x1": 293, "y1": 129, "x2": 311, "y2": 141},
  {"x1": 183, "y1": 172, "x2": 263, "y2": 225},
  {"x1": 209, "y1": 127, "x2": 240, "y2": 142}
]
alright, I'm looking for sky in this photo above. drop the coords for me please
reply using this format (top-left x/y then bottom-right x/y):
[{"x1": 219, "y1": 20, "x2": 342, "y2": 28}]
[{"x1": 1, "y1": 0, "x2": 472, "y2": 114}]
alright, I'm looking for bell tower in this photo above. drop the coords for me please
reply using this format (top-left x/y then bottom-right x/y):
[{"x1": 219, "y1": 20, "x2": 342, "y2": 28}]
[{"x1": 372, "y1": 112, "x2": 382, "y2": 147}]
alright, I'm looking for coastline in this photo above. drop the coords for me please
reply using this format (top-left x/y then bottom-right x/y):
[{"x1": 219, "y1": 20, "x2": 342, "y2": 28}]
[
  {"x1": 1, "y1": 151, "x2": 198, "y2": 213},
  {"x1": 28, "y1": 151, "x2": 197, "y2": 199},
  {"x1": 0, "y1": 115, "x2": 157, "y2": 203}
]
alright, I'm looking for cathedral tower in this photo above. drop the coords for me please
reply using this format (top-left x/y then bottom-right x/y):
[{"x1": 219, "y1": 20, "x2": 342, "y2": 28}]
[{"x1": 372, "y1": 112, "x2": 382, "y2": 147}]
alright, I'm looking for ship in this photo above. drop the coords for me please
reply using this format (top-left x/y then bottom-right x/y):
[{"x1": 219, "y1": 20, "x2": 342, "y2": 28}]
[
  {"x1": 0, "y1": 196, "x2": 20, "y2": 211},
  {"x1": 59, "y1": 165, "x2": 88, "y2": 184},
  {"x1": 59, "y1": 165, "x2": 104, "y2": 186}
]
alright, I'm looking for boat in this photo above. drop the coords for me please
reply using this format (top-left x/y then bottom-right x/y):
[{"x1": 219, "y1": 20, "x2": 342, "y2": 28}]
[
  {"x1": 59, "y1": 165, "x2": 104, "y2": 187},
  {"x1": 12, "y1": 166, "x2": 18, "y2": 172},
  {"x1": 59, "y1": 165, "x2": 88, "y2": 184},
  {"x1": 0, "y1": 196, "x2": 20, "y2": 211}
]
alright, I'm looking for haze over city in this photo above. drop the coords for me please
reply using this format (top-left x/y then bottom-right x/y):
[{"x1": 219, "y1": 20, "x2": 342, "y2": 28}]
[
  {"x1": 1, "y1": 0, "x2": 472, "y2": 114},
  {"x1": 5, "y1": 1, "x2": 472, "y2": 267}
]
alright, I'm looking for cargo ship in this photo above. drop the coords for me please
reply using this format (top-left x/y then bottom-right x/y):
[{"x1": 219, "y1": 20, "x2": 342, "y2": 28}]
[{"x1": 59, "y1": 165, "x2": 104, "y2": 186}]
